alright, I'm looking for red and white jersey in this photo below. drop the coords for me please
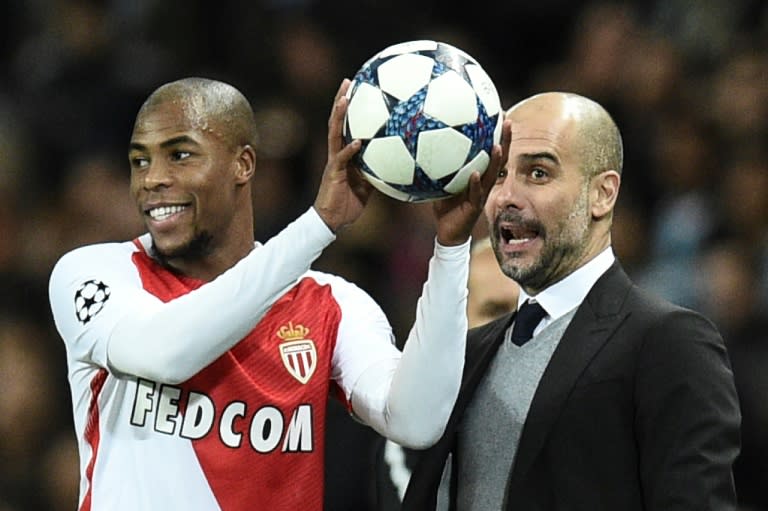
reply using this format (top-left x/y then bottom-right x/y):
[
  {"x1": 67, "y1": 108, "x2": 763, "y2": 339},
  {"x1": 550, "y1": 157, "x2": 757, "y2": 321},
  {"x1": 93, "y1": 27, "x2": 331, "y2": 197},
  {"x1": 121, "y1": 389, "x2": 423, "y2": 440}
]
[{"x1": 49, "y1": 208, "x2": 470, "y2": 511}]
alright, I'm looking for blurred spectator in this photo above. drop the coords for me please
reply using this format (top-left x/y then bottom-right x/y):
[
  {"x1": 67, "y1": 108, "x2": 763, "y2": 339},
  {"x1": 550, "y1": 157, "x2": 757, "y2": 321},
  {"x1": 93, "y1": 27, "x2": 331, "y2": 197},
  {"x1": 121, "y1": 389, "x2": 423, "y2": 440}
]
[
  {"x1": 12, "y1": 152, "x2": 143, "y2": 284},
  {"x1": 695, "y1": 239, "x2": 768, "y2": 510},
  {"x1": 465, "y1": 237, "x2": 520, "y2": 328},
  {"x1": 0, "y1": 316, "x2": 70, "y2": 510},
  {"x1": 39, "y1": 433, "x2": 79, "y2": 511},
  {"x1": 711, "y1": 147, "x2": 768, "y2": 316},
  {"x1": 706, "y1": 46, "x2": 768, "y2": 147},
  {"x1": 633, "y1": 110, "x2": 719, "y2": 309}
]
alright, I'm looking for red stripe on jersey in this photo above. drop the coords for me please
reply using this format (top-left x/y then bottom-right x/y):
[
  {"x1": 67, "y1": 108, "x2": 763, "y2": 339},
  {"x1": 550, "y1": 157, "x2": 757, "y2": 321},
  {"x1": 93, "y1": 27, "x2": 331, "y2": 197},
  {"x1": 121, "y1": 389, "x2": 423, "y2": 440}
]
[
  {"x1": 131, "y1": 250, "x2": 341, "y2": 511},
  {"x1": 79, "y1": 368, "x2": 108, "y2": 511}
]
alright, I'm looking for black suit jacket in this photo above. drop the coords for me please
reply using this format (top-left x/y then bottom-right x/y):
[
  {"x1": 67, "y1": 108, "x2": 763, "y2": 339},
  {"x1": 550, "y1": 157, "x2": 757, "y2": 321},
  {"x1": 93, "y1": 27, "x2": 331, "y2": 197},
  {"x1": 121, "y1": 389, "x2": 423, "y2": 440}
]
[{"x1": 402, "y1": 262, "x2": 741, "y2": 510}]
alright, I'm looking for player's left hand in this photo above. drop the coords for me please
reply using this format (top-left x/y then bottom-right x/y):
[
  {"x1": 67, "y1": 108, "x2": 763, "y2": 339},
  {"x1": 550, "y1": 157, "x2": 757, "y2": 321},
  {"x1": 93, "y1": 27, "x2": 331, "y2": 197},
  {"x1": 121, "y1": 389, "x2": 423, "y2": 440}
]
[
  {"x1": 314, "y1": 79, "x2": 374, "y2": 233},
  {"x1": 433, "y1": 119, "x2": 511, "y2": 246}
]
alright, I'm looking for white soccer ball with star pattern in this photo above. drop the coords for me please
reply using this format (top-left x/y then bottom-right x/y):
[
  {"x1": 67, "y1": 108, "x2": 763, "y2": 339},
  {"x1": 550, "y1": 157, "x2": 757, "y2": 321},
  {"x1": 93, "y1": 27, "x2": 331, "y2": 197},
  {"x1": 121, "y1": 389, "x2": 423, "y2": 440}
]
[{"x1": 343, "y1": 40, "x2": 502, "y2": 203}]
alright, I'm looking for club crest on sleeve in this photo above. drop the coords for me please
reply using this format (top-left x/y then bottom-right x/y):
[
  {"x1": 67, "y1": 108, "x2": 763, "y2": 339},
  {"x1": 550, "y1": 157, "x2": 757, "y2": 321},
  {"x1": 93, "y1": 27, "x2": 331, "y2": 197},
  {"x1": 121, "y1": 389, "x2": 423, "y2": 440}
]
[
  {"x1": 277, "y1": 322, "x2": 317, "y2": 384},
  {"x1": 74, "y1": 280, "x2": 111, "y2": 324}
]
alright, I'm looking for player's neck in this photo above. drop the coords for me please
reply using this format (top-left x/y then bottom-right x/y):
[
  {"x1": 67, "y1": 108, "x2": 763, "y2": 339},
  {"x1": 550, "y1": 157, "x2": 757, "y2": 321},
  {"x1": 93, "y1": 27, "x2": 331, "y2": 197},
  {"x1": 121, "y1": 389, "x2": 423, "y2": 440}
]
[{"x1": 155, "y1": 238, "x2": 255, "y2": 282}]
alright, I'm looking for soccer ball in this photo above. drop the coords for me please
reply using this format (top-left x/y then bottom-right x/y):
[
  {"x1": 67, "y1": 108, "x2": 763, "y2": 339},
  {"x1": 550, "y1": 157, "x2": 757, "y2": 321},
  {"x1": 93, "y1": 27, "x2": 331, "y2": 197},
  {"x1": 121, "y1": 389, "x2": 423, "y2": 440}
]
[{"x1": 343, "y1": 40, "x2": 502, "y2": 203}]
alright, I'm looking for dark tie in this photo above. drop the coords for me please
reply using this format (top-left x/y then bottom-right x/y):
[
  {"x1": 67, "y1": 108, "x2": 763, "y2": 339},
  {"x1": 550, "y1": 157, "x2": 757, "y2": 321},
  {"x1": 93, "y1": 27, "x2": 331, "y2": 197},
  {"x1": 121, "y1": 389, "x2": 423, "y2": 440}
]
[{"x1": 511, "y1": 301, "x2": 547, "y2": 346}]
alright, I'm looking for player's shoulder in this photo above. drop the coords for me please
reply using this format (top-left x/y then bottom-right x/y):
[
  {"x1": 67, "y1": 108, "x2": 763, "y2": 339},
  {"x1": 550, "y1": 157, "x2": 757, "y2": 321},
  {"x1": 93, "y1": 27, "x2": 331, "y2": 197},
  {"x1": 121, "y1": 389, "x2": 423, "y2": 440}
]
[
  {"x1": 54, "y1": 238, "x2": 141, "y2": 265},
  {"x1": 302, "y1": 269, "x2": 378, "y2": 303},
  {"x1": 50, "y1": 237, "x2": 145, "y2": 280},
  {"x1": 304, "y1": 269, "x2": 362, "y2": 290}
]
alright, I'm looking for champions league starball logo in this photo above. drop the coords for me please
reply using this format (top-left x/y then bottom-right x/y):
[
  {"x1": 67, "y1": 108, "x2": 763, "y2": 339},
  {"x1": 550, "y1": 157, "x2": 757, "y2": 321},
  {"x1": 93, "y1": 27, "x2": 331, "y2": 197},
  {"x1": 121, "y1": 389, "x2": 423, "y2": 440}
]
[{"x1": 74, "y1": 280, "x2": 111, "y2": 324}]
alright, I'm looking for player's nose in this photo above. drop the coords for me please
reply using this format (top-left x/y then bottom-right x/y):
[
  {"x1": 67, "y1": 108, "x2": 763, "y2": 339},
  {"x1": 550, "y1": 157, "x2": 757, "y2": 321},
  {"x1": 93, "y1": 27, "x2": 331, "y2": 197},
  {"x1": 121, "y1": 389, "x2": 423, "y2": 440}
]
[{"x1": 143, "y1": 161, "x2": 173, "y2": 189}]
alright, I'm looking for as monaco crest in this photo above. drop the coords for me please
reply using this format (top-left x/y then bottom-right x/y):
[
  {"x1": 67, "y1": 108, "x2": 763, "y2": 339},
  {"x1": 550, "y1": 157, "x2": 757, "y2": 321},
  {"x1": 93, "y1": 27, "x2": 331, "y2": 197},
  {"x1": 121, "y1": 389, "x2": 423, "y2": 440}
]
[{"x1": 277, "y1": 322, "x2": 317, "y2": 384}]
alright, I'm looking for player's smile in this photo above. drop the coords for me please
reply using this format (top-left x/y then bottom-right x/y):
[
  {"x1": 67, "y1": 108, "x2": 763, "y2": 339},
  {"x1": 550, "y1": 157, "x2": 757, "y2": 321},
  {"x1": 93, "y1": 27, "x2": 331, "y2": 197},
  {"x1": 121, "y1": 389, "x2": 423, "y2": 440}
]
[
  {"x1": 142, "y1": 200, "x2": 193, "y2": 234},
  {"x1": 145, "y1": 203, "x2": 190, "y2": 222},
  {"x1": 148, "y1": 204, "x2": 188, "y2": 221}
]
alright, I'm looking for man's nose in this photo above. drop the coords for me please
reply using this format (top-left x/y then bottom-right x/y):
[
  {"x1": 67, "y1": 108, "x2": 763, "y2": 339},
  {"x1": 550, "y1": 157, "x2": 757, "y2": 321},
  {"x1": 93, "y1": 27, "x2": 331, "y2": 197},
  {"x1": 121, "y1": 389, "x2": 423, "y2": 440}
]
[{"x1": 143, "y1": 161, "x2": 173, "y2": 189}]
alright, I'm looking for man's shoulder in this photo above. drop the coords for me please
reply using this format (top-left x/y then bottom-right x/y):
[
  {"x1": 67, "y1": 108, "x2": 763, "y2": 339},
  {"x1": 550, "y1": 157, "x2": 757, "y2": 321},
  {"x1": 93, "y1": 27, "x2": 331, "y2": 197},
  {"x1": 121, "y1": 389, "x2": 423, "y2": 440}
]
[
  {"x1": 298, "y1": 269, "x2": 385, "y2": 314},
  {"x1": 594, "y1": 269, "x2": 721, "y2": 342},
  {"x1": 589, "y1": 259, "x2": 690, "y2": 318},
  {"x1": 51, "y1": 238, "x2": 142, "y2": 278},
  {"x1": 625, "y1": 279, "x2": 698, "y2": 318},
  {"x1": 303, "y1": 269, "x2": 373, "y2": 297},
  {"x1": 59, "y1": 238, "x2": 138, "y2": 259}
]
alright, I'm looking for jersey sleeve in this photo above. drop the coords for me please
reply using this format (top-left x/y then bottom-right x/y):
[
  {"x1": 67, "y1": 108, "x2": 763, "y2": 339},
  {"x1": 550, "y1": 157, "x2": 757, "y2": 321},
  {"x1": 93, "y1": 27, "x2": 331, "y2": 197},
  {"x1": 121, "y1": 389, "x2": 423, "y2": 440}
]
[
  {"x1": 333, "y1": 239, "x2": 471, "y2": 449},
  {"x1": 49, "y1": 207, "x2": 336, "y2": 383},
  {"x1": 49, "y1": 241, "x2": 155, "y2": 370}
]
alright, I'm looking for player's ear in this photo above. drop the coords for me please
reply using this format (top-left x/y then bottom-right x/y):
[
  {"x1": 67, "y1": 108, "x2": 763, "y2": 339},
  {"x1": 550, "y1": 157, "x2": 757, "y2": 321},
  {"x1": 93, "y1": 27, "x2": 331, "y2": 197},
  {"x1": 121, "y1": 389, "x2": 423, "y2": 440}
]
[{"x1": 234, "y1": 144, "x2": 256, "y2": 184}]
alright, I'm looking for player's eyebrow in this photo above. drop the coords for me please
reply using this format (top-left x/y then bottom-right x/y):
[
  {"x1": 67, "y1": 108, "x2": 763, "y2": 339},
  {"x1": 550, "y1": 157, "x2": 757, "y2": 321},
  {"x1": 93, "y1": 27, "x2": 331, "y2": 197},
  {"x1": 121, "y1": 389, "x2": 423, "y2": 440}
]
[{"x1": 129, "y1": 135, "x2": 201, "y2": 152}]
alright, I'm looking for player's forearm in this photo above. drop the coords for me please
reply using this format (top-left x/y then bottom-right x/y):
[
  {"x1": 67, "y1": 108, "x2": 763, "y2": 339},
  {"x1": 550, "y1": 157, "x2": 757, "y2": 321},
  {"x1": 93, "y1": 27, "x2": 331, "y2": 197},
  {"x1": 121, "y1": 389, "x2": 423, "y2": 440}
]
[
  {"x1": 354, "y1": 239, "x2": 470, "y2": 448},
  {"x1": 107, "y1": 208, "x2": 336, "y2": 383}
]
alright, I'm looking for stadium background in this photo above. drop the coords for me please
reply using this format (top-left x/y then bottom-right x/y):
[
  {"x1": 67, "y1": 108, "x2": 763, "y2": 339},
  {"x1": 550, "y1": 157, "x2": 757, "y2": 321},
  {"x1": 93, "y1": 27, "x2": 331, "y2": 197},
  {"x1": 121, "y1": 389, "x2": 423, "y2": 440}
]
[{"x1": 0, "y1": 0, "x2": 766, "y2": 509}]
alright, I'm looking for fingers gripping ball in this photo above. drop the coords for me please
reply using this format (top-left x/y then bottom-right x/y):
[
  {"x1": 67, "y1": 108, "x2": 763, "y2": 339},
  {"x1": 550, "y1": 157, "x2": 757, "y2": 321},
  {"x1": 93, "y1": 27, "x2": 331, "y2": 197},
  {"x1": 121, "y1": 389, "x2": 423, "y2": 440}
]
[{"x1": 343, "y1": 40, "x2": 502, "y2": 203}]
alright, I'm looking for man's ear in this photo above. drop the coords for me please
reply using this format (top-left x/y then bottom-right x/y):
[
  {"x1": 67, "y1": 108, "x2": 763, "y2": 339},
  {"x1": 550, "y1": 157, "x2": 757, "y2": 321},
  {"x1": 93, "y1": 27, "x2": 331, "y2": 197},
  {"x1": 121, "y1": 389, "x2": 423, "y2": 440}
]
[
  {"x1": 591, "y1": 170, "x2": 620, "y2": 219},
  {"x1": 234, "y1": 144, "x2": 256, "y2": 184}
]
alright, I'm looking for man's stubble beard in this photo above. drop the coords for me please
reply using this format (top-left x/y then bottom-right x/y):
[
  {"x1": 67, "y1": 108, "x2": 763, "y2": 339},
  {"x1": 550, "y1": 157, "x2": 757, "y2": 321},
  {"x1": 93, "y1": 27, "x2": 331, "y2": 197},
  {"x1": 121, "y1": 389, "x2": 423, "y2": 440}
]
[
  {"x1": 150, "y1": 231, "x2": 214, "y2": 270},
  {"x1": 493, "y1": 185, "x2": 592, "y2": 293}
]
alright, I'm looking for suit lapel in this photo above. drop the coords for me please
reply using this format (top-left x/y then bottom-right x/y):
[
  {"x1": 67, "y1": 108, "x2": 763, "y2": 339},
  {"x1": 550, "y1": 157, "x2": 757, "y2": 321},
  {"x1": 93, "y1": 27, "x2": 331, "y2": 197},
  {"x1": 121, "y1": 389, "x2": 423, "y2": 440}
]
[{"x1": 508, "y1": 262, "x2": 632, "y2": 486}]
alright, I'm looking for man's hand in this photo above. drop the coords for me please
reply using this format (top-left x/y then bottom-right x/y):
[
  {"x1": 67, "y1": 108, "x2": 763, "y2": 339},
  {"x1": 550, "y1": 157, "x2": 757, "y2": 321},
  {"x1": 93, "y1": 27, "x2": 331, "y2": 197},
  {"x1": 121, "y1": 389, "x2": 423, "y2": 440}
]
[
  {"x1": 432, "y1": 119, "x2": 512, "y2": 246},
  {"x1": 314, "y1": 79, "x2": 374, "y2": 233}
]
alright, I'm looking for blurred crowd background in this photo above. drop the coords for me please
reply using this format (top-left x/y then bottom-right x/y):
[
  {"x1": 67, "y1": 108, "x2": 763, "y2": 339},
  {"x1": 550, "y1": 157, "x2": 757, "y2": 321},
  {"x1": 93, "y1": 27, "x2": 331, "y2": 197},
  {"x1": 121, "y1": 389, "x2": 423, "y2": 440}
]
[{"x1": 0, "y1": 0, "x2": 766, "y2": 509}]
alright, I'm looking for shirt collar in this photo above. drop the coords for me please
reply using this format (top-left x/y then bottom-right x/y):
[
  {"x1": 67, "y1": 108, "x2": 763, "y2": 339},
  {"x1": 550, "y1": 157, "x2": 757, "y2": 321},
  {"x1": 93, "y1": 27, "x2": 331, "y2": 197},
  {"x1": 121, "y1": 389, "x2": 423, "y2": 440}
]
[{"x1": 517, "y1": 246, "x2": 615, "y2": 321}]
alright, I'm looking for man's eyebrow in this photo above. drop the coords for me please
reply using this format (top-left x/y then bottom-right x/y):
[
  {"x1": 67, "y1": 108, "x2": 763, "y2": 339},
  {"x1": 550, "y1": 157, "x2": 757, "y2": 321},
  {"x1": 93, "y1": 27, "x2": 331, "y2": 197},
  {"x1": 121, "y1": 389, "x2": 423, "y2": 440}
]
[
  {"x1": 129, "y1": 135, "x2": 200, "y2": 152},
  {"x1": 519, "y1": 152, "x2": 560, "y2": 165}
]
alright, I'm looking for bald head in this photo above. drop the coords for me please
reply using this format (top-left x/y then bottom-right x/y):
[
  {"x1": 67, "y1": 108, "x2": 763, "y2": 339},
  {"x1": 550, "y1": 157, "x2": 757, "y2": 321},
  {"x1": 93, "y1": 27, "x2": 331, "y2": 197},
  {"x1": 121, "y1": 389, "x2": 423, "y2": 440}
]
[
  {"x1": 507, "y1": 92, "x2": 623, "y2": 178},
  {"x1": 137, "y1": 77, "x2": 258, "y2": 150},
  {"x1": 488, "y1": 91, "x2": 623, "y2": 292}
]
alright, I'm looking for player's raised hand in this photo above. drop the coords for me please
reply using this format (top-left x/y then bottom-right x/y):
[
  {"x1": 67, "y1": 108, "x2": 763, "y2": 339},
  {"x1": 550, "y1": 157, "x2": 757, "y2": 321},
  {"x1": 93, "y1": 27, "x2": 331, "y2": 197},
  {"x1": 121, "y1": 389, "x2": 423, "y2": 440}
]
[
  {"x1": 314, "y1": 79, "x2": 374, "y2": 233},
  {"x1": 432, "y1": 119, "x2": 511, "y2": 246}
]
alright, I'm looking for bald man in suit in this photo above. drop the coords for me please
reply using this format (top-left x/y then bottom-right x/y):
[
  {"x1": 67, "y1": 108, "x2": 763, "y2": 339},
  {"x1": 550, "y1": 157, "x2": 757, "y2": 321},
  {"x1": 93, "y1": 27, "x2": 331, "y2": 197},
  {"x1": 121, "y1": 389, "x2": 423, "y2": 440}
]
[{"x1": 402, "y1": 92, "x2": 740, "y2": 510}]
